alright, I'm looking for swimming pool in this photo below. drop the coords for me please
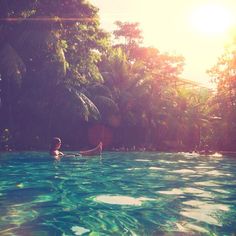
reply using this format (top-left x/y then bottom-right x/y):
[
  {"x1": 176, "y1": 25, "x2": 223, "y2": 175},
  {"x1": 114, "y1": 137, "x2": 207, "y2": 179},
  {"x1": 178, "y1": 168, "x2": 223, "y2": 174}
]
[{"x1": 0, "y1": 151, "x2": 236, "y2": 235}]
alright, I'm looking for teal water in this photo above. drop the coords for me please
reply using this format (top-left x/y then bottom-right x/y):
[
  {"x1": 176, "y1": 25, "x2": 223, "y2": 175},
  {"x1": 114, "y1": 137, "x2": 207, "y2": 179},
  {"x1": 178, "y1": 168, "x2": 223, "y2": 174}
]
[{"x1": 0, "y1": 152, "x2": 236, "y2": 236}]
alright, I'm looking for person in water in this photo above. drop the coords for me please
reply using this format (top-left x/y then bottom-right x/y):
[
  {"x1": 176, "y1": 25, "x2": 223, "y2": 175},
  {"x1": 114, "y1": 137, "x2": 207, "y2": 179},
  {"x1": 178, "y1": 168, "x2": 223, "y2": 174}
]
[{"x1": 50, "y1": 137, "x2": 102, "y2": 159}]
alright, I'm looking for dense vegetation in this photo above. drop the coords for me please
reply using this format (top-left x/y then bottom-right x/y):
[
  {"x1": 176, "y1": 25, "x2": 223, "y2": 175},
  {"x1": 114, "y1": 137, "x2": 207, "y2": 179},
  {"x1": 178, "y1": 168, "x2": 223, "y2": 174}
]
[{"x1": 0, "y1": 0, "x2": 235, "y2": 152}]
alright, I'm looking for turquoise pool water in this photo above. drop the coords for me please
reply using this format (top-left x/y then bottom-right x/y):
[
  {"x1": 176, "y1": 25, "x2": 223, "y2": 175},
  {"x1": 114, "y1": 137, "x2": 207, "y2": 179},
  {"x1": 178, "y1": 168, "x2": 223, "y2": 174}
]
[{"x1": 0, "y1": 152, "x2": 236, "y2": 235}]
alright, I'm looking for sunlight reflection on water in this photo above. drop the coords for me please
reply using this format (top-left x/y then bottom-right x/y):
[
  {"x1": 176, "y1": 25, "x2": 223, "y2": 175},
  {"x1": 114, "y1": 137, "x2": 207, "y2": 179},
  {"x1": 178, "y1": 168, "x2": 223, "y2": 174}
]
[
  {"x1": 93, "y1": 195, "x2": 154, "y2": 206},
  {"x1": 0, "y1": 151, "x2": 236, "y2": 235}
]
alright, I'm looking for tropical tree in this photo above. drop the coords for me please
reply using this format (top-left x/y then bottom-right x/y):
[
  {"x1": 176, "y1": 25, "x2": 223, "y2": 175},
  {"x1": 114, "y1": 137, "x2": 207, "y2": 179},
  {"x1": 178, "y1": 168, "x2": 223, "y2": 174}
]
[
  {"x1": 113, "y1": 21, "x2": 143, "y2": 57},
  {"x1": 0, "y1": 0, "x2": 110, "y2": 149},
  {"x1": 100, "y1": 22, "x2": 186, "y2": 149},
  {"x1": 208, "y1": 35, "x2": 236, "y2": 150}
]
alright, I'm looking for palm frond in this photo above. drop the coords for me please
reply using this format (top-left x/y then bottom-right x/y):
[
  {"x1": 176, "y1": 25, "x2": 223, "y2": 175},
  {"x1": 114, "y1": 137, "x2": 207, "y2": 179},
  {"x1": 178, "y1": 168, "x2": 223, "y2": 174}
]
[
  {"x1": 86, "y1": 83, "x2": 113, "y2": 98},
  {"x1": 56, "y1": 85, "x2": 100, "y2": 121},
  {"x1": 77, "y1": 92, "x2": 100, "y2": 121},
  {"x1": 93, "y1": 95, "x2": 119, "y2": 115}
]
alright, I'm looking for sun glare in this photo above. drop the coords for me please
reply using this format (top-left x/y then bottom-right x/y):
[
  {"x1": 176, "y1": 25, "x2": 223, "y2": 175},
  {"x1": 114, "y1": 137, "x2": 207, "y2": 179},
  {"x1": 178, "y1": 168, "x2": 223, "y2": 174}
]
[{"x1": 190, "y1": 4, "x2": 234, "y2": 36}]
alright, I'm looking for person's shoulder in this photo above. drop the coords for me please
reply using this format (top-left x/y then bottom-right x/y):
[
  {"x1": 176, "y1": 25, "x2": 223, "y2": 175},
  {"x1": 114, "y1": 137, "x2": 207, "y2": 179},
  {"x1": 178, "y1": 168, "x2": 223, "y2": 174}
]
[
  {"x1": 50, "y1": 150, "x2": 64, "y2": 156},
  {"x1": 50, "y1": 150, "x2": 58, "y2": 156}
]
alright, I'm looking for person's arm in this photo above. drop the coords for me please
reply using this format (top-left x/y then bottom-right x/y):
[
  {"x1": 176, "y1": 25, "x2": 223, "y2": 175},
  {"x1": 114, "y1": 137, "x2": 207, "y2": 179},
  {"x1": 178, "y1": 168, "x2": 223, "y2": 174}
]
[
  {"x1": 64, "y1": 152, "x2": 82, "y2": 157},
  {"x1": 79, "y1": 142, "x2": 102, "y2": 156},
  {"x1": 53, "y1": 142, "x2": 102, "y2": 158}
]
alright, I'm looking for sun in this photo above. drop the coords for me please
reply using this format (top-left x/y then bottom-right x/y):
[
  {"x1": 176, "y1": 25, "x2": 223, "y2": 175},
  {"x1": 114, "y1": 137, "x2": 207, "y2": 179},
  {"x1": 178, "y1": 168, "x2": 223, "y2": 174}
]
[{"x1": 190, "y1": 3, "x2": 234, "y2": 36}]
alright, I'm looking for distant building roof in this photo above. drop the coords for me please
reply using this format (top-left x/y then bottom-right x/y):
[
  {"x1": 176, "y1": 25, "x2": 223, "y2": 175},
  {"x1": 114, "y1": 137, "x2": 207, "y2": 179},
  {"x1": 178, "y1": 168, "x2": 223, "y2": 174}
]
[{"x1": 173, "y1": 78, "x2": 214, "y2": 92}]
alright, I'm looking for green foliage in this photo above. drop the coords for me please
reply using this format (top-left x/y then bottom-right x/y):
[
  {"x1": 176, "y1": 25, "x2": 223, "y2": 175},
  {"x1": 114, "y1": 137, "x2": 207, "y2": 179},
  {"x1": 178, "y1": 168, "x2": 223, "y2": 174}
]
[
  {"x1": 0, "y1": 1, "x2": 224, "y2": 151},
  {"x1": 0, "y1": 0, "x2": 111, "y2": 148},
  {"x1": 0, "y1": 43, "x2": 26, "y2": 86},
  {"x1": 207, "y1": 36, "x2": 236, "y2": 150},
  {"x1": 113, "y1": 21, "x2": 143, "y2": 46}
]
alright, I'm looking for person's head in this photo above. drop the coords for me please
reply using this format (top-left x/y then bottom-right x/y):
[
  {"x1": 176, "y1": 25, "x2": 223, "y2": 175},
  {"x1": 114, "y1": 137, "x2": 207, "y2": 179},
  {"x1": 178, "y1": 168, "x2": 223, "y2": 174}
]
[{"x1": 50, "y1": 137, "x2": 61, "y2": 150}]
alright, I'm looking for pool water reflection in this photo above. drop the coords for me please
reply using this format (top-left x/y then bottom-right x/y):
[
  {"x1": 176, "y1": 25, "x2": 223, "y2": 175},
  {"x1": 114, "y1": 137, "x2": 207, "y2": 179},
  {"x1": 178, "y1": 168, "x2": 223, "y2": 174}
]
[{"x1": 0, "y1": 151, "x2": 236, "y2": 235}]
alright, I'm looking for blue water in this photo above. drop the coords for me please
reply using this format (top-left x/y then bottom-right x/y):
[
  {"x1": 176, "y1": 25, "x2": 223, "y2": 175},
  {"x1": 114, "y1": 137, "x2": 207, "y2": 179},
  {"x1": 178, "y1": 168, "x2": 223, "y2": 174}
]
[{"x1": 0, "y1": 151, "x2": 236, "y2": 235}]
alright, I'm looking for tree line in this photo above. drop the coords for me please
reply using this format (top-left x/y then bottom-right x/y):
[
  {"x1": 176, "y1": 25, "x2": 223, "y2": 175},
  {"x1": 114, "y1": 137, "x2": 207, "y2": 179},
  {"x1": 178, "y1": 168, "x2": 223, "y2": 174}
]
[{"x1": 0, "y1": 0, "x2": 236, "y2": 152}]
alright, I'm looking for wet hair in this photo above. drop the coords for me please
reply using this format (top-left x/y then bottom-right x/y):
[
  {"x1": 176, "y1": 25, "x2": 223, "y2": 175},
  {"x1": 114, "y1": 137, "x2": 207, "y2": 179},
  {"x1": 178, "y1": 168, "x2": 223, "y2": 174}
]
[{"x1": 50, "y1": 137, "x2": 61, "y2": 150}]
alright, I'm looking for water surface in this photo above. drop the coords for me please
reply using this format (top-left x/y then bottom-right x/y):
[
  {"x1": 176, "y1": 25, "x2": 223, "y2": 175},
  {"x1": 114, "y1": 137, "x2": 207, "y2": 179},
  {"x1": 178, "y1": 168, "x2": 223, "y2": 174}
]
[{"x1": 0, "y1": 151, "x2": 236, "y2": 235}]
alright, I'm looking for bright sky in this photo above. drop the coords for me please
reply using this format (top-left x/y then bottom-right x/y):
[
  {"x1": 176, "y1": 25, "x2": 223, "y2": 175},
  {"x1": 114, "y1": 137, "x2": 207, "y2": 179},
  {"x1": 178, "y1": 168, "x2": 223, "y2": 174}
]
[{"x1": 90, "y1": 0, "x2": 236, "y2": 88}]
